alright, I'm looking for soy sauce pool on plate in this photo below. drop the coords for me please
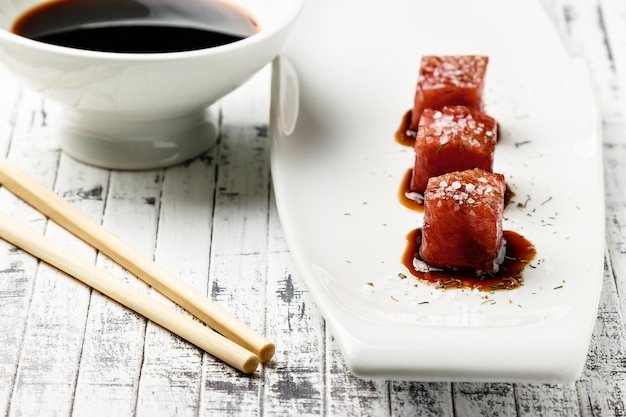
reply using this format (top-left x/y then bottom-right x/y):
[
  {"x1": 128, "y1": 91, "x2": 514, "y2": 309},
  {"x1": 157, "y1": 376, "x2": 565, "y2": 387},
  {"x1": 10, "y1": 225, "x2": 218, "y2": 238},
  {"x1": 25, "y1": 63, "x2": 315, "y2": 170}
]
[{"x1": 12, "y1": 0, "x2": 260, "y2": 53}]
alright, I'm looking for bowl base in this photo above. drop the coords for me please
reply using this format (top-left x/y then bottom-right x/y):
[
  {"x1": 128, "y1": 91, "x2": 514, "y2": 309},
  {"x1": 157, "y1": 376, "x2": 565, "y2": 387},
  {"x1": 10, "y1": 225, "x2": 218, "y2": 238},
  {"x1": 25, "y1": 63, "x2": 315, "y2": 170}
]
[{"x1": 56, "y1": 107, "x2": 219, "y2": 170}]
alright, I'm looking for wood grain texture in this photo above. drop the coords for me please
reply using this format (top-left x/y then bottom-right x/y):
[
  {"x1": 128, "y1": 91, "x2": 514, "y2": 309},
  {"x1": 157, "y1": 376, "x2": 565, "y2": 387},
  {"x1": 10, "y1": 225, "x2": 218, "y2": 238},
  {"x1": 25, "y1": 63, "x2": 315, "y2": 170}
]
[
  {"x1": 391, "y1": 382, "x2": 453, "y2": 417},
  {"x1": 134, "y1": 157, "x2": 215, "y2": 417},
  {"x1": 72, "y1": 168, "x2": 169, "y2": 417},
  {"x1": 577, "y1": 255, "x2": 626, "y2": 417},
  {"x1": 327, "y1": 333, "x2": 390, "y2": 417},
  {"x1": 3, "y1": 95, "x2": 94, "y2": 417},
  {"x1": 199, "y1": 69, "x2": 271, "y2": 416},
  {"x1": 265, "y1": 194, "x2": 325, "y2": 416},
  {"x1": 600, "y1": 0, "x2": 626, "y2": 121}
]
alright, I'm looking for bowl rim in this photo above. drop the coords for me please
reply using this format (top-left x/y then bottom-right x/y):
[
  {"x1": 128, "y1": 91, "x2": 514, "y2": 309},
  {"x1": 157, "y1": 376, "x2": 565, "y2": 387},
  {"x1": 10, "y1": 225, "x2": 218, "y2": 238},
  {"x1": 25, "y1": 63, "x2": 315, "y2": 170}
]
[{"x1": 0, "y1": 0, "x2": 304, "y2": 61}]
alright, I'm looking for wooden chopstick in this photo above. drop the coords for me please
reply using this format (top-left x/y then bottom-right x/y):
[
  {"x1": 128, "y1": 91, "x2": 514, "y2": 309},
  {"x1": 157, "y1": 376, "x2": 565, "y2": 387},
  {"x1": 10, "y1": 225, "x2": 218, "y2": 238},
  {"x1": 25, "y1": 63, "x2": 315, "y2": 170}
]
[
  {"x1": 0, "y1": 210, "x2": 259, "y2": 374},
  {"x1": 0, "y1": 158, "x2": 275, "y2": 363}
]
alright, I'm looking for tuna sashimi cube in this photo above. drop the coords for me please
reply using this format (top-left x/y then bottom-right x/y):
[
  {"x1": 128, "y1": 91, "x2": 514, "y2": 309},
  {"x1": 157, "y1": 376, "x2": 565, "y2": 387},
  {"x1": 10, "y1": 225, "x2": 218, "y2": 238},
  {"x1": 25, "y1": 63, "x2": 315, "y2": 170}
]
[
  {"x1": 411, "y1": 105, "x2": 497, "y2": 194},
  {"x1": 420, "y1": 168, "x2": 506, "y2": 273},
  {"x1": 410, "y1": 55, "x2": 489, "y2": 131}
]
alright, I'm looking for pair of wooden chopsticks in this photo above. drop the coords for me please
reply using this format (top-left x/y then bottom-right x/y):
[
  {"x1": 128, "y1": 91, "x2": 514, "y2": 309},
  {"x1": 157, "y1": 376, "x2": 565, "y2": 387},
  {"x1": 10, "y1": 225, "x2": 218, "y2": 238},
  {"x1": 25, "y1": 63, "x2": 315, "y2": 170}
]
[{"x1": 0, "y1": 158, "x2": 274, "y2": 374}]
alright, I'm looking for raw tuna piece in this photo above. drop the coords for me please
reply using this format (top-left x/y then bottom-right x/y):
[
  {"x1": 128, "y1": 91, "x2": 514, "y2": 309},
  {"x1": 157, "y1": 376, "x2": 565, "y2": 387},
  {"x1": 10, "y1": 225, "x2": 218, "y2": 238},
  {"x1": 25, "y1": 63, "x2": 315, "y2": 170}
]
[
  {"x1": 420, "y1": 168, "x2": 506, "y2": 273},
  {"x1": 410, "y1": 55, "x2": 489, "y2": 131},
  {"x1": 411, "y1": 105, "x2": 497, "y2": 194}
]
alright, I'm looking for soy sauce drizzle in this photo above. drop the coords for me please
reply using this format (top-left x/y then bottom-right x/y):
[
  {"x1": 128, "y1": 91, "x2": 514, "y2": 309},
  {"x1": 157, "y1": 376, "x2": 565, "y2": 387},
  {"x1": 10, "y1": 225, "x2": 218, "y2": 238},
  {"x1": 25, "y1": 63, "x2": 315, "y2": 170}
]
[
  {"x1": 397, "y1": 100, "x2": 534, "y2": 291},
  {"x1": 402, "y1": 228, "x2": 536, "y2": 291},
  {"x1": 398, "y1": 169, "x2": 424, "y2": 212},
  {"x1": 395, "y1": 110, "x2": 415, "y2": 147}
]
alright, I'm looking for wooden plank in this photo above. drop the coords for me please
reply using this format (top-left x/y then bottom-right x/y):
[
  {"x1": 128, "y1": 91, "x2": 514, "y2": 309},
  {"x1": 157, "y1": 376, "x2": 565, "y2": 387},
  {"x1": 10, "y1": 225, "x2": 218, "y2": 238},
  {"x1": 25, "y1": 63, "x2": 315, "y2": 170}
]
[
  {"x1": 198, "y1": 68, "x2": 272, "y2": 416},
  {"x1": 600, "y1": 0, "x2": 626, "y2": 118},
  {"x1": 552, "y1": 0, "x2": 624, "y2": 124},
  {"x1": 71, "y1": 169, "x2": 162, "y2": 416},
  {"x1": 604, "y1": 138, "x2": 626, "y2": 290},
  {"x1": 514, "y1": 384, "x2": 581, "y2": 416},
  {"x1": 391, "y1": 382, "x2": 454, "y2": 417},
  {"x1": 577, "y1": 253, "x2": 626, "y2": 417},
  {"x1": 326, "y1": 334, "x2": 390, "y2": 417},
  {"x1": 597, "y1": 131, "x2": 626, "y2": 417},
  {"x1": 134, "y1": 156, "x2": 217, "y2": 417},
  {"x1": 453, "y1": 383, "x2": 517, "y2": 417},
  {"x1": 0, "y1": 63, "x2": 28, "y2": 417},
  {"x1": 2, "y1": 96, "x2": 96, "y2": 417},
  {"x1": 263, "y1": 188, "x2": 325, "y2": 416},
  {"x1": 0, "y1": 219, "x2": 38, "y2": 416}
]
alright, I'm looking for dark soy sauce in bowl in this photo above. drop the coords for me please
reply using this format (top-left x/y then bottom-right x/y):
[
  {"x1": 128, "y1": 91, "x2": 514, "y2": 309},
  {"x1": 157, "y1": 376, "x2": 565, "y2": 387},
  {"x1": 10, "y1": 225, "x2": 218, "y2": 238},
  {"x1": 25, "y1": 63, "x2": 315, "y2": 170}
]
[{"x1": 11, "y1": 0, "x2": 260, "y2": 53}]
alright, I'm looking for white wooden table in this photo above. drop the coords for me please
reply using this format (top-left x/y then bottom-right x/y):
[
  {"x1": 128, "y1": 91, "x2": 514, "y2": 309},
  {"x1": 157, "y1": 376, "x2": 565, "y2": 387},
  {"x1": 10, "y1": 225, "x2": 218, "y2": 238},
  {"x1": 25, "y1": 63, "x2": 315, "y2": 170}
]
[{"x1": 1, "y1": 0, "x2": 626, "y2": 415}]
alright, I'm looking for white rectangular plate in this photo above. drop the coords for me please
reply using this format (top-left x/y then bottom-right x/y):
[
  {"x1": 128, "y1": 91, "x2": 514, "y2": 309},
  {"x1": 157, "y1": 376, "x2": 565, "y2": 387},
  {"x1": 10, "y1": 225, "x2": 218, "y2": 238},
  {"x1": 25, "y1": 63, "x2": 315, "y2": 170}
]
[{"x1": 269, "y1": 0, "x2": 604, "y2": 382}]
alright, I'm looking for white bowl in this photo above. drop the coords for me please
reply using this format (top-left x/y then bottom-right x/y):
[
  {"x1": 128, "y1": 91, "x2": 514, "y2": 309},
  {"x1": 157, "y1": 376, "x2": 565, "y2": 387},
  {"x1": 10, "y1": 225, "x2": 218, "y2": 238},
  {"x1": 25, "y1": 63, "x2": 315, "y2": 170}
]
[{"x1": 0, "y1": 0, "x2": 303, "y2": 169}]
